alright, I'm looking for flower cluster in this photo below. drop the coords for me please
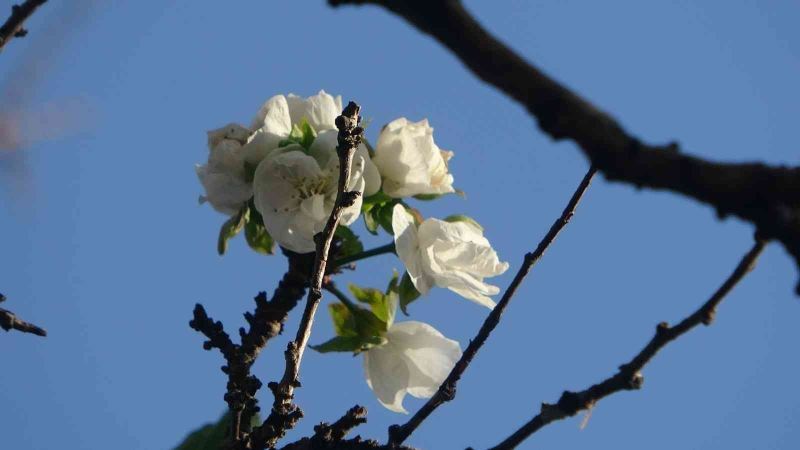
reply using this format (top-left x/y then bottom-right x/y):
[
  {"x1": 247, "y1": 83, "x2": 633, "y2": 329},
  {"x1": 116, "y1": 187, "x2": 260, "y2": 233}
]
[{"x1": 196, "y1": 91, "x2": 509, "y2": 413}]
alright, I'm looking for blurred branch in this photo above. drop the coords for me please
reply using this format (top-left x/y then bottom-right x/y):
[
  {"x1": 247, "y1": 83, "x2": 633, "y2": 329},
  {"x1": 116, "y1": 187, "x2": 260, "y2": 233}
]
[
  {"x1": 0, "y1": 0, "x2": 48, "y2": 52},
  {"x1": 248, "y1": 102, "x2": 364, "y2": 450},
  {"x1": 388, "y1": 166, "x2": 597, "y2": 446},
  {"x1": 0, "y1": 292, "x2": 46, "y2": 336},
  {"x1": 328, "y1": 0, "x2": 800, "y2": 293},
  {"x1": 489, "y1": 236, "x2": 767, "y2": 449}
]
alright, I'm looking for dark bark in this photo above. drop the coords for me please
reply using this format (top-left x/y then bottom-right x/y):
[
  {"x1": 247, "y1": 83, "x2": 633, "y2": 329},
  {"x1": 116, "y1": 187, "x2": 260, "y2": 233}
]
[
  {"x1": 388, "y1": 167, "x2": 597, "y2": 445},
  {"x1": 328, "y1": 0, "x2": 800, "y2": 293},
  {"x1": 0, "y1": 0, "x2": 48, "y2": 51},
  {"x1": 489, "y1": 237, "x2": 767, "y2": 449}
]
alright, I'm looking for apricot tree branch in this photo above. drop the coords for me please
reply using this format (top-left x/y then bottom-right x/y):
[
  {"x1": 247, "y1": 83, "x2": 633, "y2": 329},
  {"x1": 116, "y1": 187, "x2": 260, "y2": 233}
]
[
  {"x1": 189, "y1": 250, "x2": 314, "y2": 447},
  {"x1": 0, "y1": 0, "x2": 48, "y2": 52},
  {"x1": 388, "y1": 166, "x2": 596, "y2": 446},
  {"x1": 0, "y1": 293, "x2": 46, "y2": 337},
  {"x1": 489, "y1": 236, "x2": 767, "y2": 450},
  {"x1": 328, "y1": 0, "x2": 800, "y2": 293},
  {"x1": 249, "y1": 101, "x2": 364, "y2": 450}
]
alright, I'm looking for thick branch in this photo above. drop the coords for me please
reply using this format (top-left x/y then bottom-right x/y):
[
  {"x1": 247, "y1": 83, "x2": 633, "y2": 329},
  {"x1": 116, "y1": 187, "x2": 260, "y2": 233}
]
[
  {"x1": 388, "y1": 166, "x2": 596, "y2": 446},
  {"x1": 329, "y1": 0, "x2": 800, "y2": 293},
  {"x1": 0, "y1": 0, "x2": 48, "y2": 51},
  {"x1": 0, "y1": 293, "x2": 46, "y2": 337},
  {"x1": 489, "y1": 237, "x2": 767, "y2": 450},
  {"x1": 250, "y1": 101, "x2": 364, "y2": 450}
]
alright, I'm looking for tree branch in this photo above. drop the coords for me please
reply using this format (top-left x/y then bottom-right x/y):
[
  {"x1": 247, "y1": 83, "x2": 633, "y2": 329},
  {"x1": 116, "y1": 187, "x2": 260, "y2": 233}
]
[
  {"x1": 249, "y1": 101, "x2": 365, "y2": 450},
  {"x1": 489, "y1": 236, "x2": 767, "y2": 450},
  {"x1": 0, "y1": 293, "x2": 46, "y2": 337},
  {"x1": 189, "y1": 250, "x2": 314, "y2": 446},
  {"x1": 388, "y1": 166, "x2": 596, "y2": 446},
  {"x1": 0, "y1": 0, "x2": 48, "y2": 52},
  {"x1": 279, "y1": 405, "x2": 417, "y2": 450},
  {"x1": 328, "y1": 0, "x2": 800, "y2": 293}
]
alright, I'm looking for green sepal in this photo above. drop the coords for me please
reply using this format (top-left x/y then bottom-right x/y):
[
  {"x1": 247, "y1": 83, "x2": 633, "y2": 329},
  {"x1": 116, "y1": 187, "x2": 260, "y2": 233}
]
[
  {"x1": 277, "y1": 118, "x2": 317, "y2": 150},
  {"x1": 443, "y1": 214, "x2": 484, "y2": 232},
  {"x1": 217, "y1": 205, "x2": 247, "y2": 255},
  {"x1": 399, "y1": 272, "x2": 421, "y2": 315}
]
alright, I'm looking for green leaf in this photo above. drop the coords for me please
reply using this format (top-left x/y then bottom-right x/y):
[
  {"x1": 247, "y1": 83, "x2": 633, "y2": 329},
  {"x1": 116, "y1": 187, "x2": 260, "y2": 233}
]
[
  {"x1": 334, "y1": 226, "x2": 363, "y2": 260},
  {"x1": 310, "y1": 335, "x2": 364, "y2": 353},
  {"x1": 352, "y1": 306, "x2": 388, "y2": 336},
  {"x1": 443, "y1": 214, "x2": 484, "y2": 232},
  {"x1": 348, "y1": 284, "x2": 390, "y2": 324},
  {"x1": 173, "y1": 411, "x2": 260, "y2": 450},
  {"x1": 399, "y1": 272, "x2": 421, "y2": 315},
  {"x1": 362, "y1": 190, "x2": 392, "y2": 209},
  {"x1": 217, "y1": 206, "x2": 247, "y2": 255},
  {"x1": 329, "y1": 303, "x2": 357, "y2": 337},
  {"x1": 245, "y1": 204, "x2": 276, "y2": 255}
]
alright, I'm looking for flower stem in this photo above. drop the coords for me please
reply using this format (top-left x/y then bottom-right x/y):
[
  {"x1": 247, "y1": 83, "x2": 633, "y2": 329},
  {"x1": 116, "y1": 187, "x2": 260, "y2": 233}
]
[
  {"x1": 323, "y1": 283, "x2": 358, "y2": 312},
  {"x1": 335, "y1": 242, "x2": 396, "y2": 266}
]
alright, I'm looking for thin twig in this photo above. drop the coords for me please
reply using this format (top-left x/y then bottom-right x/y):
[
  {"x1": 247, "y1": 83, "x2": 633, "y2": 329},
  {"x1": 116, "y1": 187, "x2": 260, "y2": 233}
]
[
  {"x1": 0, "y1": 293, "x2": 46, "y2": 337},
  {"x1": 328, "y1": 0, "x2": 800, "y2": 293},
  {"x1": 334, "y1": 242, "x2": 395, "y2": 267},
  {"x1": 489, "y1": 236, "x2": 767, "y2": 450},
  {"x1": 250, "y1": 101, "x2": 364, "y2": 450},
  {"x1": 388, "y1": 166, "x2": 597, "y2": 446},
  {"x1": 278, "y1": 405, "x2": 416, "y2": 450},
  {"x1": 0, "y1": 0, "x2": 48, "y2": 52}
]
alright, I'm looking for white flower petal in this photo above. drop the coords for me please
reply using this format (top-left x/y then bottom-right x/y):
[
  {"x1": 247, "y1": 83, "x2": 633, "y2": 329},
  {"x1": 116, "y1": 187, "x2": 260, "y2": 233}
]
[
  {"x1": 392, "y1": 205, "x2": 432, "y2": 295},
  {"x1": 373, "y1": 117, "x2": 455, "y2": 198},
  {"x1": 253, "y1": 148, "x2": 327, "y2": 253},
  {"x1": 357, "y1": 142, "x2": 381, "y2": 196},
  {"x1": 286, "y1": 90, "x2": 341, "y2": 132},
  {"x1": 195, "y1": 164, "x2": 251, "y2": 216},
  {"x1": 207, "y1": 123, "x2": 250, "y2": 149},
  {"x1": 364, "y1": 343, "x2": 411, "y2": 414},
  {"x1": 388, "y1": 321, "x2": 461, "y2": 398},
  {"x1": 251, "y1": 95, "x2": 292, "y2": 136}
]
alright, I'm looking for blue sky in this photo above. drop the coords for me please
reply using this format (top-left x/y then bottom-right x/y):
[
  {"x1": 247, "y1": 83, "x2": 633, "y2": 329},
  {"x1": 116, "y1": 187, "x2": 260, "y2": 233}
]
[{"x1": 1, "y1": 1, "x2": 799, "y2": 449}]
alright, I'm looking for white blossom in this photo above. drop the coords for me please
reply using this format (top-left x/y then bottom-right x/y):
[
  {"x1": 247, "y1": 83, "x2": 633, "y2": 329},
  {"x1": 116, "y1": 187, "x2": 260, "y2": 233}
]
[
  {"x1": 364, "y1": 320, "x2": 461, "y2": 413},
  {"x1": 392, "y1": 205, "x2": 509, "y2": 309},
  {"x1": 372, "y1": 118, "x2": 455, "y2": 198},
  {"x1": 252, "y1": 144, "x2": 366, "y2": 253},
  {"x1": 196, "y1": 123, "x2": 253, "y2": 215}
]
